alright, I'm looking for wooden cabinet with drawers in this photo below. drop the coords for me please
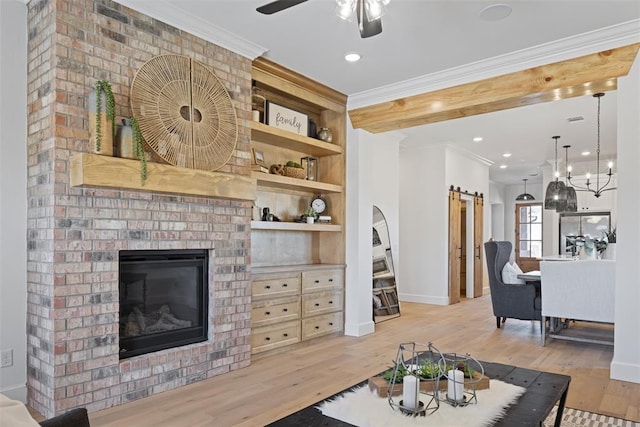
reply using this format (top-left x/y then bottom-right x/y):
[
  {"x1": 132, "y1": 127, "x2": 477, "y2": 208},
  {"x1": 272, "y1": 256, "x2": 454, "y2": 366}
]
[{"x1": 251, "y1": 265, "x2": 344, "y2": 355}]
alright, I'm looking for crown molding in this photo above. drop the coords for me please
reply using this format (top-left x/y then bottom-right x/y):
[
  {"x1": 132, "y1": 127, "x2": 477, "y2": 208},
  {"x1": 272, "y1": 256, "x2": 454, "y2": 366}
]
[
  {"x1": 446, "y1": 144, "x2": 494, "y2": 167},
  {"x1": 115, "y1": 0, "x2": 267, "y2": 60},
  {"x1": 347, "y1": 19, "x2": 640, "y2": 110}
]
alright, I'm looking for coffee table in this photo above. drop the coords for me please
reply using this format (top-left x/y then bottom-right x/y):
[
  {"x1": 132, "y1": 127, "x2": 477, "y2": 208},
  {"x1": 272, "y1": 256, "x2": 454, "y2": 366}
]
[{"x1": 266, "y1": 361, "x2": 570, "y2": 427}]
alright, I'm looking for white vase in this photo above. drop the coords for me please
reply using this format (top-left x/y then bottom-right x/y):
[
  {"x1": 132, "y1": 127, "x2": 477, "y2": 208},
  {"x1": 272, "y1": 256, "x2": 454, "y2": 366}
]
[{"x1": 604, "y1": 243, "x2": 616, "y2": 260}]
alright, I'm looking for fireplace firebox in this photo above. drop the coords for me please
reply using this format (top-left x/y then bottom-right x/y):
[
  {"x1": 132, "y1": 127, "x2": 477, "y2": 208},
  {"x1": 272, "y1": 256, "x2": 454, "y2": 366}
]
[{"x1": 119, "y1": 249, "x2": 209, "y2": 359}]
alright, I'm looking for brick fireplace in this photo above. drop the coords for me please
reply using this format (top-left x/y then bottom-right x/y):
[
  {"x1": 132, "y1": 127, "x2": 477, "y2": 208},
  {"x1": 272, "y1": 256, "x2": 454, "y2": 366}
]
[{"x1": 26, "y1": 0, "x2": 253, "y2": 417}]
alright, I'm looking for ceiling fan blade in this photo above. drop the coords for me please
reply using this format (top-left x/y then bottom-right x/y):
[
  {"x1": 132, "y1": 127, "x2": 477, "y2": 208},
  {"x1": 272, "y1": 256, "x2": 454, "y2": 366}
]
[
  {"x1": 357, "y1": 13, "x2": 382, "y2": 38},
  {"x1": 256, "y1": 0, "x2": 308, "y2": 15}
]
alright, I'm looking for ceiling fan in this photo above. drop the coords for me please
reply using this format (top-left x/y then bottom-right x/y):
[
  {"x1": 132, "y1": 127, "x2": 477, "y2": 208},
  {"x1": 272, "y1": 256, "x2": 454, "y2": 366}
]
[{"x1": 256, "y1": 0, "x2": 388, "y2": 38}]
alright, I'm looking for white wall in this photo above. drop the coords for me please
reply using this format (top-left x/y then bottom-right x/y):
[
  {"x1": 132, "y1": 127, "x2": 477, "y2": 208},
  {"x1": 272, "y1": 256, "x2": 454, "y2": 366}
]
[
  {"x1": 489, "y1": 182, "x2": 506, "y2": 241},
  {"x1": 399, "y1": 144, "x2": 448, "y2": 304},
  {"x1": 398, "y1": 144, "x2": 490, "y2": 304},
  {"x1": 0, "y1": 0, "x2": 28, "y2": 402},
  {"x1": 611, "y1": 53, "x2": 640, "y2": 383},
  {"x1": 344, "y1": 123, "x2": 403, "y2": 336}
]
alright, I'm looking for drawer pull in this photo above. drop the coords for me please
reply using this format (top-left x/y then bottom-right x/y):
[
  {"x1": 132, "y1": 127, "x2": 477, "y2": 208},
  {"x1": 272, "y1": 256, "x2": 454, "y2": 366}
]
[
  {"x1": 329, "y1": 279, "x2": 333, "y2": 282},
  {"x1": 265, "y1": 311, "x2": 271, "y2": 315},
  {"x1": 282, "y1": 283, "x2": 288, "y2": 287},
  {"x1": 329, "y1": 301, "x2": 333, "y2": 304},
  {"x1": 265, "y1": 285, "x2": 271, "y2": 289},
  {"x1": 283, "y1": 308, "x2": 288, "y2": 312},
  {"x1": 315, "y1": 326, "x2": 320, "y2": 329},
  {"x1": 265, "y1": 337, "x2": 271, "y2": 341},
  {"x1": 283, "y1": 333, "x2": 288, "y2": 337},
  {"x1": 315, "y1": 303, "x2": 320, "y2": 307},
  {"x1": 314, "y1": 280, "x2": 320, "y2": 283},
  {"x1": 329, "y1": 322, "x2": 334, "y2": 326}
]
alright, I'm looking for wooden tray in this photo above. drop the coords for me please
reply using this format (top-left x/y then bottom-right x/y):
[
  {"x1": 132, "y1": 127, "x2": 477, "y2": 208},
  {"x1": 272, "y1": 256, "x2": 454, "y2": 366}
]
[{"x1": 368, "y1": 372, "x2": 489, "y2": 398}]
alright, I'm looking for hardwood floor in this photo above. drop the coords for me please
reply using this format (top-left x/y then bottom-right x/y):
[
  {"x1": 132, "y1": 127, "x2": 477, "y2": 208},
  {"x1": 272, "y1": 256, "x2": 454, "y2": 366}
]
[{"x1": 87, "y1": 296, "x2": 640, "y2": 426}]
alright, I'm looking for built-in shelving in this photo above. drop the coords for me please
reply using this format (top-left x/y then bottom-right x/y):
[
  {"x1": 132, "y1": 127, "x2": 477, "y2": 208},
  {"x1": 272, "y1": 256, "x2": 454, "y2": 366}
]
[
  {"x1": 252, "y1": 172, "x2": 342, "y2": 193},
  {"x1": 250, "y1": 57, "x2": 347, "y2": 356},
  {"x1": 252, "y1": 122, "x2": 342, "y2": 157}
]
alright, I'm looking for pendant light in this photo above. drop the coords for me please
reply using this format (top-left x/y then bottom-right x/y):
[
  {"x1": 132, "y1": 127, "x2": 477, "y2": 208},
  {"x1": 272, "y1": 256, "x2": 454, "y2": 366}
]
[
  {"x1": 544, "y1": 136, "x2": 567, "y2": 210},
  {"x1": 557, "y1": 145, "x2": 578, "y2": 212},
  {"x1": 567, "y1": 92, "x2": 616, "y2": 198},
  {"x1": 516, "y1": 178, "x2": 535, "y2": 201}
]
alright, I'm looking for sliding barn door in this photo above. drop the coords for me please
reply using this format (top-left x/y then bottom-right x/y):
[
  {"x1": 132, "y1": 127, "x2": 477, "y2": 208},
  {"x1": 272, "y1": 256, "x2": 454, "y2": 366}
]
[
  {"x1": 448, "y1": 191, "x2": 462, "y2": 304},
  {"x1": 473, "y1": 195, "x2": 484, "y2": 297}
]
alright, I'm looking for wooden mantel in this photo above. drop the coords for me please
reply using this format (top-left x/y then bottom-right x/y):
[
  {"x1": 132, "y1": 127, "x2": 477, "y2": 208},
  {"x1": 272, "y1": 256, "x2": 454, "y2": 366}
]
[
  {"x1": 70, "y1": 153, "x2": 256, "y2": 201},
  {"x1": 349, "y1": 43, "x2": 640, "y2": 133}
]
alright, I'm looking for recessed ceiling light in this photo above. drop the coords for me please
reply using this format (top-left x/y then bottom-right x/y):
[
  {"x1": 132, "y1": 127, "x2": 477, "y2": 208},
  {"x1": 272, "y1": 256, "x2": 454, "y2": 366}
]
[
  {"x1": 473, "y1": 137, "x2": 483, "y2": 142},
  {"x1": 479, "y1": 4, "x2": 512, "y2": 21},
  {"x1": 345, "y1": 53, "x2": 361, "y2": 62},
  {"x1": 499, "y1": 164, "x2": 507, "y2": 169},
  {"x1": 502, "y1": 153, "x2": 511, "y2": 158},
  {"x1": 581, "y1": 151, "x2": 591, "y2": 156}
]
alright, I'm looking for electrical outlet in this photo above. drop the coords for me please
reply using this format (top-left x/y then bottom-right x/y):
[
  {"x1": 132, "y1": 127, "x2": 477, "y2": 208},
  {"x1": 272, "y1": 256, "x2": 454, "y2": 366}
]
[{"x1": 1, "y1": 349, "x2": 13, "y2": 367}]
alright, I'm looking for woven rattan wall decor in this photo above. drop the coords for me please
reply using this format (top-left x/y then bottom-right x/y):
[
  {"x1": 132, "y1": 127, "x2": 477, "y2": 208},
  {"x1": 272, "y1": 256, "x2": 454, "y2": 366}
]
[{"x1": 130, "y1": 54, "x2": 238, "y2": 171}]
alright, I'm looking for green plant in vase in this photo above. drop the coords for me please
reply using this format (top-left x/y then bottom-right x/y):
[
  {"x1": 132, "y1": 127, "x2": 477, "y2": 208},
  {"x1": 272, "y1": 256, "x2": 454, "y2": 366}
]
[
  {"x1": 92, "y1": 80, "x2": 116, "y2": 154},
  {"x1": 130, "y1": 116, "x2": 147, "y2": 185}
]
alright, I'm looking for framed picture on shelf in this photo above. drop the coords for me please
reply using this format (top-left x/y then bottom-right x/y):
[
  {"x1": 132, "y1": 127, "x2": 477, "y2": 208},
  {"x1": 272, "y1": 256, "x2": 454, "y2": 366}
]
[
  {"x1": 252, "y1": 148, "x2": 265, "y2": 166},
  {"x1": 265, "y1": 101, "x2": 308, "y2": 136}
]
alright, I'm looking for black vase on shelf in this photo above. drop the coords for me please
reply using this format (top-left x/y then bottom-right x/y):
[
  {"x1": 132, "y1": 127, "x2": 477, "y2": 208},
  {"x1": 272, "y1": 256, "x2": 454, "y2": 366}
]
[{"x1": 308, "y1": 119, "x2": 317, "y2": 138}]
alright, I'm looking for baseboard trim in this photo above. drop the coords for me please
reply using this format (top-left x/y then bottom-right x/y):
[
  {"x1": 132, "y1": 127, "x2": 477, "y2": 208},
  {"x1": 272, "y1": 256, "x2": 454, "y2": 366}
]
[
  {"x1": 0, "y1": 384, "x2": 27, "y2": 403},
  {"x1": 398, "y1": 293, "x2": 449, "y2": 306},
  {"x1": 610, "y1": 360, "x2": 640, "y2": 384},
  {"x1": 344, "y1": 320, "x2": 375, "y2": 337}
]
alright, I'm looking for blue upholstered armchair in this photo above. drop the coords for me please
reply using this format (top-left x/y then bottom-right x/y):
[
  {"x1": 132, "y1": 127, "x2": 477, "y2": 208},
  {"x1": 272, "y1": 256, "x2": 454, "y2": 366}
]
[{"x1": 484, "y1": 241, "x2": 542, "y2": 331}]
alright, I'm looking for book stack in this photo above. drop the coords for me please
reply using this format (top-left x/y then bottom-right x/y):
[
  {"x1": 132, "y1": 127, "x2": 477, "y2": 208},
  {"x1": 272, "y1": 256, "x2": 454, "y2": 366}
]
[
  {"x1": 251, "y1": 164, "x2": 269, "y2": 173},
  {"x1": 316, "y1": 215, "x2": 332, "y2": 224}
]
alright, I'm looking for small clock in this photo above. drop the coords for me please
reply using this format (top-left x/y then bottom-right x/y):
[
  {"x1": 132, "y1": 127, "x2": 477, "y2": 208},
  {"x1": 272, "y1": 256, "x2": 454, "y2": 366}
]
[{"x1": 311, "y1": 196, "x2": 327, "y2": 214}]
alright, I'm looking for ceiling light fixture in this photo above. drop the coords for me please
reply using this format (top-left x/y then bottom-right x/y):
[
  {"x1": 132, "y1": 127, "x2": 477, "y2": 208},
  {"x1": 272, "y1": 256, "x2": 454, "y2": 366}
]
[
  {"x1": 499, "y1": 164, "x2": 507, "y2": 169},
  {"x1": 581, "y1": 151, "x2": 590, "y2": 156},
  {"x1": 344, "y1": 52, "x2": 361, "y2": 62},
  {"x1": 544, "y1": 136, "x2": 567, "y2": 211},
  {"x1": 567, "y1": 93, "x2": 616, "y2": 198},
  {"x1": 515, "y1": 178, "x2": 534, "y2": 201},
  {"x1": 335, "y1": 0, "x2": 389, "y2": 37},
  {"x1": 473, "y1": 136, "x2": 483, "y2": 142},
  {"x1": 502, "y1": 153, "x2": 511, "y2": 158}
]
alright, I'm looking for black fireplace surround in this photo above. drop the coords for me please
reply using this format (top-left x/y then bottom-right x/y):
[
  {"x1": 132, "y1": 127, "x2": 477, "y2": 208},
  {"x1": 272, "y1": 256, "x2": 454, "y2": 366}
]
[{"x1": 118, "y1": 249, "x2": 209, "y2": 359}]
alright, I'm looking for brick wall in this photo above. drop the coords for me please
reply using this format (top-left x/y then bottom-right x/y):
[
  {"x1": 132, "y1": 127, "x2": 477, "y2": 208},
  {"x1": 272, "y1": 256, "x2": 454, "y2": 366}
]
[{"x1": 26, "y1": 0, "x2": 253, "y2": 417}]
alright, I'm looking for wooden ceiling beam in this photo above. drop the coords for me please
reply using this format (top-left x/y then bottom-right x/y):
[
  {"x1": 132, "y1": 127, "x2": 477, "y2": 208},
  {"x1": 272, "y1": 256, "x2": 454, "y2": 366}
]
[{"x1": 348, "y1": 43, "x2": 640, "y2": 134}]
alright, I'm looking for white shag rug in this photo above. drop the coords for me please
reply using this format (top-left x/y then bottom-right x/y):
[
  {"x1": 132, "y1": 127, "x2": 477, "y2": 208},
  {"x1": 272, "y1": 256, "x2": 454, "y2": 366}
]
[{"x1": 318, "y1": 380, "x2": 525, "y2": 427}]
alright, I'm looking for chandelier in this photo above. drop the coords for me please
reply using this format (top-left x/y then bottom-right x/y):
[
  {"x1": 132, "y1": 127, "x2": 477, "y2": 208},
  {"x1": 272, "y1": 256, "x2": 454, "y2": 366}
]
[
  {"x1": 567, "y1": 93, "x2": 616, "y2": 198},
  {"x1": 336, "y1": 0, "x2": 390, "y2": 37}
]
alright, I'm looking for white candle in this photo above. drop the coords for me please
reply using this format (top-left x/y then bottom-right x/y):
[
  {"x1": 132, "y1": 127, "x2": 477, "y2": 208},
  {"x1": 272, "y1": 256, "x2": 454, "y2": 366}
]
[
  {"x1": 447, "y1": 369, "x2": 464, "y2": 402},
  {"x1": 252, "y1": 110, "x2": 260, "y2": 122},
  {"x1": 402, "y1": 374, "x2": 419, "y2": 410}
]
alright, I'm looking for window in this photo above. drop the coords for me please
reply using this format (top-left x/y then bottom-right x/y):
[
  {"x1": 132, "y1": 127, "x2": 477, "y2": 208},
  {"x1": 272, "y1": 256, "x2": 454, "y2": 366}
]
[{"x1": 516, "y1": 203, "x2": 543, "y2": 260}]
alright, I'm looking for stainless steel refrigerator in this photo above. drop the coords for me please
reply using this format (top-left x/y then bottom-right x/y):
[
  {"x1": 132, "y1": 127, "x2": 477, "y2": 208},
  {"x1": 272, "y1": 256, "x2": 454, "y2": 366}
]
[{"x1": 559, "y1": 211, "x2": 611, "y2": 256}]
